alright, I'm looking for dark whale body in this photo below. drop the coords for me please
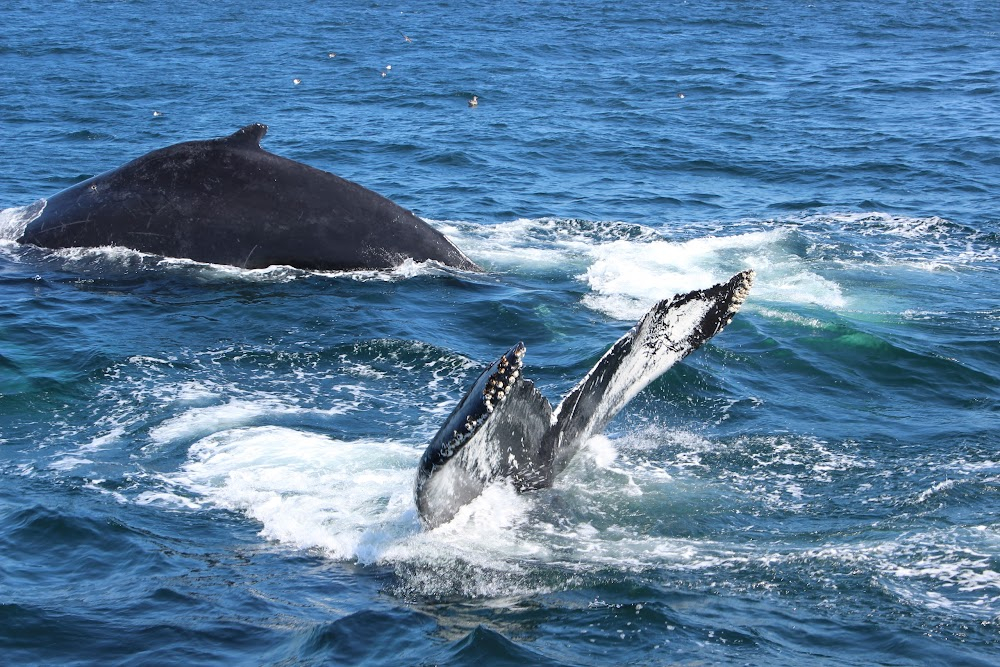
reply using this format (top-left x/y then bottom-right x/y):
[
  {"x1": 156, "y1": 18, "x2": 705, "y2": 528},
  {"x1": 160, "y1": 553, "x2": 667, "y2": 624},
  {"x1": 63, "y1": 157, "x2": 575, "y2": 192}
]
[
  {"x1": 18, "y1": 123, "x2": 479, "y2": 272},
  {"x1": 416, "y1": 270, "x2": 754, "y2": 528}
]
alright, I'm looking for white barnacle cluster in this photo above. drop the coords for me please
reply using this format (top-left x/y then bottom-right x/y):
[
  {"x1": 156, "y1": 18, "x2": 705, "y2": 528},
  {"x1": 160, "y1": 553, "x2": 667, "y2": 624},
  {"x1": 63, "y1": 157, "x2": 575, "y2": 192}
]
[
  {"x1": 446, "y1": 412, "x2": 485, "y2": 452},
  {"x1": 445, "y1": 344, "x2": 526, "y2": 451},
  {"x1": 483, "y1": 348, "x2": 523, "y2": 413},
  {"x1": 731, "y1": 269, "x2": 755, "y2": 306}
]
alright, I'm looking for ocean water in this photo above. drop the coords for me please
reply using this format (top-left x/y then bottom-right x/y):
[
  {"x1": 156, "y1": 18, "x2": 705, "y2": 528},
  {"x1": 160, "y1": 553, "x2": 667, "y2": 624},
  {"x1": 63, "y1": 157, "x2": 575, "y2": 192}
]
[{"x1": 1, "y1": 0, "x2": 998, "y2": 664}]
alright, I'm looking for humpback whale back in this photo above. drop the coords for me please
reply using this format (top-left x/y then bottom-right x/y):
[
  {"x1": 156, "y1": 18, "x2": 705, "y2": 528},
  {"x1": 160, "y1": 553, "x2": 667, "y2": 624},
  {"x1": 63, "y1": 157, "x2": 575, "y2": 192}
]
[
  {"x1": 18, "y1": 123, "x2": 480, "y2": 272},
  {"x1": 415, "y1": 270, "x2": 754, "y2": 528}
]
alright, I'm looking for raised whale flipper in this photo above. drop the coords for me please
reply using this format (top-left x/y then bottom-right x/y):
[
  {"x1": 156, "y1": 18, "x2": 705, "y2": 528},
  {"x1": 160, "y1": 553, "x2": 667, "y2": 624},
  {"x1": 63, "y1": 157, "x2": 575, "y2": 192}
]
[
  {"x1": 415, "y1": 344, "x2": 555, "y2": 527},
  {"x1": 415, "y1": 270, "x2": 754, "y2": 528},
  {"x1": 542, "y1": 269, "x2": 755, "y2": 478}
]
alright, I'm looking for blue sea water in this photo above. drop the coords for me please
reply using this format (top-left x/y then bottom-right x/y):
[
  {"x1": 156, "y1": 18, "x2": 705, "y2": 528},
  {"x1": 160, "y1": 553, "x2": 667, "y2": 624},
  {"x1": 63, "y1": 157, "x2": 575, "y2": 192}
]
[{"x1": 1, "y1": 0, "x2": 999, "y2": 664}]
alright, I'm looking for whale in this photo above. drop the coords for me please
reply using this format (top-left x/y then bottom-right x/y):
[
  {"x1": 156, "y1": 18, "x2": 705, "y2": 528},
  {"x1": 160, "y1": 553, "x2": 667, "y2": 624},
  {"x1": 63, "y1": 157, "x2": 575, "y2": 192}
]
[
  {"x1": 415, "y1": 270, "x2": 754, "y2": 528},
  {"x1": 17, "y1": 123, "x2": 480, "y2": 272}
]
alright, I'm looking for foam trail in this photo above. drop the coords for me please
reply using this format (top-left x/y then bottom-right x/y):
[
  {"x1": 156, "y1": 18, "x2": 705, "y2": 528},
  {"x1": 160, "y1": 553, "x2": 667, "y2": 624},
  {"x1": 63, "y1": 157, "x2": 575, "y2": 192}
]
[
  {"x1": 171, "y1": 427, "x2": 421, "y2": 560},
  {"x1": 580, "y1": 230, "x2": 845, "y2": 319},
  {"x1": 442, "y1": 218, "x2": 848, "y2": 318}
]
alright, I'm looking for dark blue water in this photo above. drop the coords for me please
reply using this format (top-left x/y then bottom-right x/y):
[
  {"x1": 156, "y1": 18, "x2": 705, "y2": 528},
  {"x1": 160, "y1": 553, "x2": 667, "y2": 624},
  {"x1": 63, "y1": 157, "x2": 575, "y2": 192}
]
[{"x1": 1, "y1": 1, "x2": 998, "y2": 665}]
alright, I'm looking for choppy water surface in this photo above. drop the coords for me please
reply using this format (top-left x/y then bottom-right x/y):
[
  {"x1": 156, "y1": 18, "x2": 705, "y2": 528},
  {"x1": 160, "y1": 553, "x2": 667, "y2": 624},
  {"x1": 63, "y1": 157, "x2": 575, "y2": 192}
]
[{"x1": 1, "y1": 1, "x2": 998, "y2": 665}]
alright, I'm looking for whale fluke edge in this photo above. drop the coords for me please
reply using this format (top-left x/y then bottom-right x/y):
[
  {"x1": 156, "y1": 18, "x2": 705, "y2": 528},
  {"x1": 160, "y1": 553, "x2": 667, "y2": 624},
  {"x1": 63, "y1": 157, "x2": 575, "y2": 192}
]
[{"x1": 416, "y1": 269, "x2": 754, "y2": 528}]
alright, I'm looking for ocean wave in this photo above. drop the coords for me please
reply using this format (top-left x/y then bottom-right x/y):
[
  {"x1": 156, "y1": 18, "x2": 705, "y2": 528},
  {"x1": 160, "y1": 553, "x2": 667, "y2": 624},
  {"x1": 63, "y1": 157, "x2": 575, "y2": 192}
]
[
  {"x1": 9, "y1": 243, "x2": 473, "y2": 283},
  {"x1": 780, "y1": 212, "x2": 999, "y2": 270},
  {"x1": 447, "y1": 212, "x2": 997, "y2": 322}
]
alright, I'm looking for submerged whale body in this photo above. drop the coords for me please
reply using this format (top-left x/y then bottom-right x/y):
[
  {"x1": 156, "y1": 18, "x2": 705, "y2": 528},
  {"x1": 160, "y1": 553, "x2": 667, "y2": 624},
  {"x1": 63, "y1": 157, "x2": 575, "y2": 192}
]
[
  {"x1": 18, "y1": 123, "x2": 480, "y2": 272},
  {"x1": 415, "y1": 270, "x2": 754, "y2": 528}
]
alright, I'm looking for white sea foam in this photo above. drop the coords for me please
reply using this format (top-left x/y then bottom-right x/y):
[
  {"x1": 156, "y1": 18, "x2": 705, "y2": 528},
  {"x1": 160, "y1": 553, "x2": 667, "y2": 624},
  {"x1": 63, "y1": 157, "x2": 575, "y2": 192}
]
[
  {"x1": 45, "y1": 424, "x2": 130, "y2": 472},
  {"x1": 145, "y1": 415, "x2": 1000, "y2": 617},
  {"x1": 448, "y1": 213, "x2": 994, "y2": 322},
  {"x1": 445, "y1": 218, "x2": 848, "y2": 319},
  {"x1": 581, "y1": 230, "x2": 764, "y2": 299},
  {"x1": 802, "y1": 211, "x2": 998, "y2": 269},
  {"x1": 169, "y1": 426, "x2": 421, "y2": 560},
  {"x1": 160, "y1": 421, "x2": 729, "y2": 576},
  {"x1": 11, "y1": 212, "x2": 980, "y2": 318},
  {"x1": 147, "y1": 397, "x2": 341, "y2": 447},
  {"x1": 134, "y1": 489, "x2": 201, "y2": 509},
  {"x1": 912, "y1": 478, "x2": 958, "y2": 505},
  {"x1": 51, "y1": 247, "x2": 459, "y2": 282},
  {"x1": 820, "y1": 526, "x2": 1000, "y2": 616},
  {"x1": 753, "y1": 307, "x2": 828, "y2": 328},
  {"x1": 48, "y1": 455, "x2": 94, "y2": 471},
  {"x1": 0, "y1": 202, "x2": 44, "y2": 240},
  {"x1": 156, "y1": 255, "x2": 463, "y2": 282},
  {"x1": 436, "y1": 217, "x2": 602, "y2": 272},
  {"x1": 156, "y1": 422, "x2": 687, "y2": 592}
]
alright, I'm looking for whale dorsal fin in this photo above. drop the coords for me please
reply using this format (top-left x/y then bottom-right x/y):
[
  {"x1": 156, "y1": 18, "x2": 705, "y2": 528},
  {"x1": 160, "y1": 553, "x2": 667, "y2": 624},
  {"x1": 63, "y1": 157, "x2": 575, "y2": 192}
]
[{"x1": 224, "y1": 123, "x2": 268, "y2": 148}]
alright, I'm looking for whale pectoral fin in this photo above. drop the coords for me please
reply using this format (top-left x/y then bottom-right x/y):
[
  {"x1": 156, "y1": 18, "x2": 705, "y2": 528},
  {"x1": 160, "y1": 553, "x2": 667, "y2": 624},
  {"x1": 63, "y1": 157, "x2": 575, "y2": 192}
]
[
  {"x1": 545, "y1": 269, "x2": 754, "y2": 476},
  {"x1": 415, "y1": 344, "x2": 554, "y2": 528},
  {"x1": 414, "y1": 270, "x2": 754, "y2": 529}
]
